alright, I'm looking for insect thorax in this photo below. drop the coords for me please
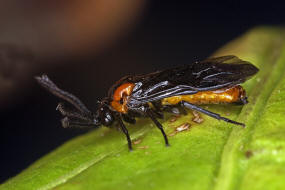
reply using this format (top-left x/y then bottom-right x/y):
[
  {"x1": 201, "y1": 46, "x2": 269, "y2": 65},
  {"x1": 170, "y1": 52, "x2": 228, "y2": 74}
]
[{"x1": 110, "y1": 83, "x2": 135, "y2": 113}]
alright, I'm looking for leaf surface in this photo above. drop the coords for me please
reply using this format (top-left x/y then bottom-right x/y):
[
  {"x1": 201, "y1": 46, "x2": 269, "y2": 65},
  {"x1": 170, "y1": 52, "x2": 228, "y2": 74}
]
[{"x1": 1, "y1": 26, "x2": 285, "y2": 190}]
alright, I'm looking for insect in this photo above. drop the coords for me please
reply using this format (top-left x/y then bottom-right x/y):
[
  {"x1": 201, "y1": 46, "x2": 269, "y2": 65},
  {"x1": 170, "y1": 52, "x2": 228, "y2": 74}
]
[{"x1": 35, "y1": 55, "x2": 259, "y2": 151}]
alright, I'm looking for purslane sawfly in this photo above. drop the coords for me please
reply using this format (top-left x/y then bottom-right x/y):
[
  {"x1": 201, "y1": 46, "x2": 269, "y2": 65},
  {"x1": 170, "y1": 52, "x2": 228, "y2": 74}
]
[{"x1": 35, "y1": 55, "x2": 259, "y2": 151}]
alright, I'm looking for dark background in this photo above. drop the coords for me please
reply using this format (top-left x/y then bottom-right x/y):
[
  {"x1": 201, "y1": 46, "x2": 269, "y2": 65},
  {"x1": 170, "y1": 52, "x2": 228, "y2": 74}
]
[{"x1": 1, "y1": 0, "x2": 285, "y2": 183}]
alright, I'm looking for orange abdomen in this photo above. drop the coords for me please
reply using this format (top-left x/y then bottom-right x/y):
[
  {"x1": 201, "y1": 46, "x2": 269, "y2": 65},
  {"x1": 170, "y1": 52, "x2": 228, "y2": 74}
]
[{"x1": 161, "y1": 85, "x2": 246, "y2": 105}]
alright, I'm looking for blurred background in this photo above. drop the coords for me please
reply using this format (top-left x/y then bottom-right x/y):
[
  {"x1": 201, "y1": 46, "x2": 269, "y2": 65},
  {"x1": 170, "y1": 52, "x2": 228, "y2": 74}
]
[{"x1": 1, "y1": 0, "x2": 285, "y2": 183}]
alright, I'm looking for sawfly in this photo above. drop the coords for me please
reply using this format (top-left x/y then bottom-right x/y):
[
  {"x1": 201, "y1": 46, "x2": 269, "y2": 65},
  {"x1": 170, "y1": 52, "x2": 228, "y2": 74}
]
[{"x1": 35, "y1": 55, "x2": 259, "y2": 151}]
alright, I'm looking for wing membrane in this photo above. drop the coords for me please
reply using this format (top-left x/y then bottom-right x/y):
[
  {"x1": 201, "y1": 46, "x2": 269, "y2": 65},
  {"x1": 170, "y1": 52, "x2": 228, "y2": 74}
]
[{"x1": 128, "y1": 55, "x2": 258, "y2": 106}]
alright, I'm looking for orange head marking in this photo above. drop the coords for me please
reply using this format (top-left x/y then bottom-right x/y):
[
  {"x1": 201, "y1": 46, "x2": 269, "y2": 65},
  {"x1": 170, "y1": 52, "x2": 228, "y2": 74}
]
[{"x1": 111, "y1": 83, "x2": 135, "y2": 113}]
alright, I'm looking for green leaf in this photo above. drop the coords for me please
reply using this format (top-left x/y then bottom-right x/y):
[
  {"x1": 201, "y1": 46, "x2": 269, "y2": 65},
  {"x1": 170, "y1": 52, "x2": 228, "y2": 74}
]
[{"x1": 2, "y1": 26, "x2": 285, "y2": 190}]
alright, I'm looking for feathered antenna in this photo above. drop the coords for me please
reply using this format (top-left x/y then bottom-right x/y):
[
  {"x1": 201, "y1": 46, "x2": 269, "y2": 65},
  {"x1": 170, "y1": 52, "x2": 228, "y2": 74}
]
[
  {"x1": 35, "y1": 74, "x2": 100, "y2": 128},
  {"x1": 35, "y1": 75, "x2": 91, "y2": 115}
]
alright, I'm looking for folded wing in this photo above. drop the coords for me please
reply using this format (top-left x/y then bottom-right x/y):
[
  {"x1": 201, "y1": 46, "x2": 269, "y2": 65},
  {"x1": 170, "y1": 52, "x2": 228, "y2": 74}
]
[{"x1": 129, "y1": 55, "x2": 259, "y2": 105}]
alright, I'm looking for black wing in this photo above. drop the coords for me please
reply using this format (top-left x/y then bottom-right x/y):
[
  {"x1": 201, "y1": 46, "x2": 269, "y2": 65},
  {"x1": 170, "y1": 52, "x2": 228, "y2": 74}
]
[{"x1": 128, "y1": 55, "x2": 259, "y2": 106}]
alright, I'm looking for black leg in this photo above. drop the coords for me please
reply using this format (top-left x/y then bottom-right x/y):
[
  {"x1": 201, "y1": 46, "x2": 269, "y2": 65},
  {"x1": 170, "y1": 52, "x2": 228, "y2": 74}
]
[
  {"x1": 146, "y1": 109, "x2": 169, "y2": 146},
  {"x1": 179, "y1": 106, "x2": 188, "y2": 115},
  {"x1": 56, "y1": 103, "x2": 93, "y2": 121},
  {"x1": 151, "y1": 109, "x2": 164, "y2": 119},
  {"x1": 117, "y1": 115, "x2": 133, "y2": 151},
  {"x1": 151, "y1": 102, "x2": 164, "y2": 119},
  {"x1": 122, "y1": 114, "x2": 136, "y2": 124},
  {"x1": 61, "y1": 117, "x2": 96, "y2": 129},
  {"x1": 181, "y1": 101, "x2": 245, "y2": 127}
]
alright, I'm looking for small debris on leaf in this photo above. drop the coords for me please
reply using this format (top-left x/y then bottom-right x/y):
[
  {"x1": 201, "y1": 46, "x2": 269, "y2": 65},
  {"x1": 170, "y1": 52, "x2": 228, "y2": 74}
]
[
  {"x1": 176, "y1": 123, "x2": 191, "y2": 132},
  {"x1": 245, "y1": 150, "x2": 253, "y2": 158},
  {"x1": 133, "y1": 139, "x2": 142, "y2": 145},
  {"x1": 137, "y1": 145, "x2": 149, "y2": 149},
  {"x1": 192, "y1": 111, "x2": 204, "y2": 123},
  {"x1": 168, "y1": 122, "x2": 191, "y2": 137},
  {"x1": 170, "y1": 117, "x2": 177, "y2": 123},
  {"x1": 168, "y1": 131, "x2": 177, "y2": 137},
  {"x1": 169, "y1": 115, "x2": 180, "y2": 123}
]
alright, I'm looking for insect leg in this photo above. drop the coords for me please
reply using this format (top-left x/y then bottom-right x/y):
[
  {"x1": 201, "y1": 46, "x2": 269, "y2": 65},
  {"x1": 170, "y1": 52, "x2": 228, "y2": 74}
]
[
  {"x1": 61, "y1": 117, "x2": 96, "y2": 129},
  {"x1": 179, "y1": 106, "x2": 188, "y2": 115},
  {"x1": 151, "y1": 109, "x2": 164, "y2": 119},
  {"x1": 146, "y1": 109, "x2": 169, "y2": 146},
  {"x1": 35, "y1": 75, "x2": 92, "y2": 116},
  {"x1": 180, "y1": 101, "x2": 245, "y2": 127},
  {"x1": 151, "y1": 102, "x2": 164, "y2": 119},
  {"x1": 122, "y1": 114, "x2": 136, "y2": 124},
  {"x1": 117, "y1": 115, "x2": 133, "y2": 151},
  {"x1": 56, "y1": 103, "x2": 93, "y2": 121}
]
